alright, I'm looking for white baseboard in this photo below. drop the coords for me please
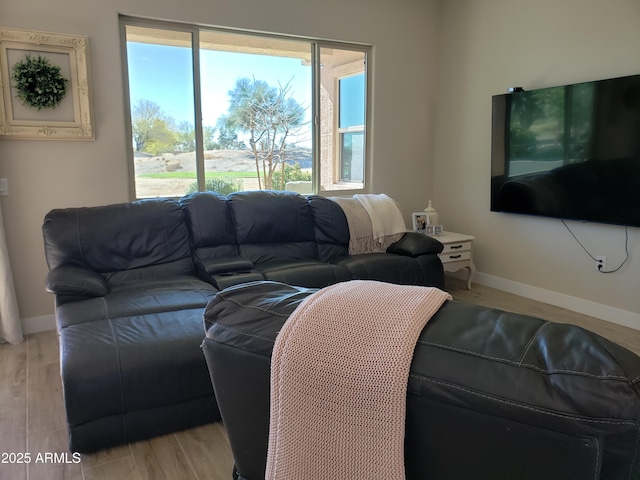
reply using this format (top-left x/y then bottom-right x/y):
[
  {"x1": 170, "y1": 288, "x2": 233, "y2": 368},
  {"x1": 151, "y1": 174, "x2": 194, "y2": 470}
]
[
  {"x1": 21, "y1": 314, "x2": 56, "y2": 335},
  {"x1": 468, "y1": 272, "x2": 640, "y2": 331}
]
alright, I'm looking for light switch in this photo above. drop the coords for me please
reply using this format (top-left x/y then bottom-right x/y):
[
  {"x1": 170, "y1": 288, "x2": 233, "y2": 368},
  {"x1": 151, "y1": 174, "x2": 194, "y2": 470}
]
[{"x1": 0, "y1": 178, "x2": 8, "y2": 196}]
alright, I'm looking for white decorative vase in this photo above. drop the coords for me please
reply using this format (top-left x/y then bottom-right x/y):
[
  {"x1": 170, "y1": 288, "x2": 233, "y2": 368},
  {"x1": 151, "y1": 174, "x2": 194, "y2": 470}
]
[{"x1": 424, "y1": 199, "x2": 438, "y2": 225}]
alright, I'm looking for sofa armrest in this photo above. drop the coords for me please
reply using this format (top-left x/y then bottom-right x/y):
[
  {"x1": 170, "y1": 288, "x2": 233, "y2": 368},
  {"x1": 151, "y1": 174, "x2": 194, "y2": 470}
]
[
  {"x1": 195, "y1": 256, "x2": 255, "y2": 276},
  {"x1": 193, "y1": 256, "x2": 262, "y2": 290},
  {"x1": 45, "y1": 265, "x2": 110, "y2": 297},
  {"x1": 386, "y1": 232, "x2": 444, "y2": 257}
]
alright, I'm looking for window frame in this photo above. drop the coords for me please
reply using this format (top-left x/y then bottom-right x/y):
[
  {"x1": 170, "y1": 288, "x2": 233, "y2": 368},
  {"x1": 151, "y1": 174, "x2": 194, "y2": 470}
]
[{"x1": 119, "y1": 16, "x2": 372, "y2": 199}]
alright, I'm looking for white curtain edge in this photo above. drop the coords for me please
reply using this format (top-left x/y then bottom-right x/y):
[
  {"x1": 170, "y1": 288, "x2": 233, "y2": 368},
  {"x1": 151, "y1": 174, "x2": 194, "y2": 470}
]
[{"x1": 0, "y1": 203, "x2": 24, "y2": 345}]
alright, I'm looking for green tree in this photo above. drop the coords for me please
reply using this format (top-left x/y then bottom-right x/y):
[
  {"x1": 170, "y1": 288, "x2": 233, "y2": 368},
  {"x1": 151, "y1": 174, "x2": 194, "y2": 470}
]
[
  {"x1": 203, "y1": 125, "x2": 218, "y2": 151},
  {"x1": 131, "y1": 99, "x2": 177, "y2": 155},
  {"x1": 215, "y1": 116, "x2": 245, "y2": 150},
  {"x1": 226, "y1": 77, "x2": 306, "y2": 190},
  {"x1": 175, "y1": 122, "x2": 220, "y2": 152},
  {"x1": 175, "y1": 121, "x2": 196, "y2": 153}
]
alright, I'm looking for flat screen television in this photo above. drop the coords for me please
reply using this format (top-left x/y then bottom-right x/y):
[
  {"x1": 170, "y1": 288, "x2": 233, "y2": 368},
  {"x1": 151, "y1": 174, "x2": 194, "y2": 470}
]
[{"x1": 491, "y1": 74, "x2": 640, "y2": 227}]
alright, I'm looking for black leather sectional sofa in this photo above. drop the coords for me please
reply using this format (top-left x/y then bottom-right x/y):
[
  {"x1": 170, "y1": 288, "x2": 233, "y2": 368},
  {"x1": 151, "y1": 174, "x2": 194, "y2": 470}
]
[{"x1": 41, "y1": 190, "x2": 444, "y2": 453}]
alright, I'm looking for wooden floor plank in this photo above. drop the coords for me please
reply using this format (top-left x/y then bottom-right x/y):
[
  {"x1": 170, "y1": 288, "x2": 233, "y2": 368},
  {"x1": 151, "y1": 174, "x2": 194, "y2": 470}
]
[
  {"x1": 0, "y1": 339, "x2": 27, "y2": 480},
  {"x1": 0, "y1": 339, "x2": 27, "y2": 411},
  {"x1": 0, "y1": 460, "x2": 27, "y2": 480},
  {"x1": 27, "y1": 426, "x2": 83, "y2": 480},
  {"x1": 175, "y1": 423, "x2": 235, "y2": 480},
  {"x1": 130, "y1": 433, "x2": 199, "y2": 480},
  {"x1": 26, "y1": 330, "x2": 59, "y2": 367},
  {"x1": 0, "y1": 411, "x2": 27, "y2": 480},
  {"x1": 82, "y1": 455, "x2": 143, "y2": 480},
  {"x1": 80, "y1": 444, "x2": 134, "y2": 471},
  {"x1": 27, "y1": 362, "x2": 66, "y2": 436}
]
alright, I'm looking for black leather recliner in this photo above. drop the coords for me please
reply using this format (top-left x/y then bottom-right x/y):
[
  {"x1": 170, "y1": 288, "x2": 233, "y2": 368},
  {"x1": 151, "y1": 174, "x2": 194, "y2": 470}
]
[
  {"x1": 202, "y1": 281, "x2": 640, "y2": 480},
  {"x1": 42, "y1": 199, "x2": 221, "y2": 453}
]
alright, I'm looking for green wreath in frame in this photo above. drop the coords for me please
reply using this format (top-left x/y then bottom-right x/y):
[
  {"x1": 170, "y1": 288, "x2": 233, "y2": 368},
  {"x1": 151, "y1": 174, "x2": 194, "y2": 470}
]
[{"x1": 11, "y1": 53, "x2": 68, "y2": 110}]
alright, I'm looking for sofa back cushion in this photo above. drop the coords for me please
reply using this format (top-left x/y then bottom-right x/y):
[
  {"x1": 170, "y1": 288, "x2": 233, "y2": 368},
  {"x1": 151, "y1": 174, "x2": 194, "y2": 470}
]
[
  {"x1": 228, "y1": 191, "x2": 318, "y2": 264},
  {"x1": 307, "y1": 195, "x2": 349, "y2": 261},
  {"x1": 43, "y1": 198, "x2": 194, "y2": 280},
  {"x1": 180, "y1": 191, "x2": 240, "y2": 258}
]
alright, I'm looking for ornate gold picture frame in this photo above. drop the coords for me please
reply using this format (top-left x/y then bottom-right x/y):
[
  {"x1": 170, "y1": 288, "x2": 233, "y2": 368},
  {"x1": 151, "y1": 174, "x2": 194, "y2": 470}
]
[{"x1": 0, "y1": 27, "x2": 94, "y2": 140}]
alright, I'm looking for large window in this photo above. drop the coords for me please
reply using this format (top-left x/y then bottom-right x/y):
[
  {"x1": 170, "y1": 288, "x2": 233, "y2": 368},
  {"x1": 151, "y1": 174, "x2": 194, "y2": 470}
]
[{"x1": 121, "y1": 17, "x2": 369, "y2": 198}]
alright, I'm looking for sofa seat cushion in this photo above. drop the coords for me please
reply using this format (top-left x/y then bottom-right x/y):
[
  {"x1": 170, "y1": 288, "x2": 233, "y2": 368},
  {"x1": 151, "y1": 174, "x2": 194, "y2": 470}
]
[
  {"x1": 55, "y1": 277, "x2": 217, "y2": 328},
  {"x1": 59, "y1": 307, "x2": 217, "y2": 437},
  {"x1": 254, "y1": 259, "x2": 352, "y2": 288},
  {"x1": 414, "y1": 301, "x2": 640, "y2": 432}
]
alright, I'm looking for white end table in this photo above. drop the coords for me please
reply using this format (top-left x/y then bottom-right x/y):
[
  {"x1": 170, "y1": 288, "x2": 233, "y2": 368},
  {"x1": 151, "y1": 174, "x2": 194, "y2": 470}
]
[{"x1": 430, "y1": 231, "x2": 476, "y2": 289}]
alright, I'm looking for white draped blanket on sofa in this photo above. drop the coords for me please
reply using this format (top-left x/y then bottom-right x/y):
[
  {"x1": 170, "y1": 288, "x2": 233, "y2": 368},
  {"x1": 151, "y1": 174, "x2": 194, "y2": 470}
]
[{"x1": 330, "y1": 193, "x2": 406, "y2": 255}]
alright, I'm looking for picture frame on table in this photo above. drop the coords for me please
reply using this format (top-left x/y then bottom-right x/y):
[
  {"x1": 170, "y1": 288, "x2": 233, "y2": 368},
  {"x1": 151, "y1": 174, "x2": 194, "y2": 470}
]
[
  {"x1": 426, "y1": 224, "x2": 443, "y2": 236},
  {"x1": 0, "y1": 27, "x2": 94, "y2": 140},
  {"x1": 412, "y1": 212, "x2": 428, "y2": 233}
]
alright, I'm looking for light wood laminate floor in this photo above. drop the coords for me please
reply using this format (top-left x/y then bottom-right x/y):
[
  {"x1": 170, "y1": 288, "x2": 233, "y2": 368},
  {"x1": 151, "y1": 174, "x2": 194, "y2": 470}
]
[{"x1": 1, "y1": 276, "x2": 639, "y2": 480}]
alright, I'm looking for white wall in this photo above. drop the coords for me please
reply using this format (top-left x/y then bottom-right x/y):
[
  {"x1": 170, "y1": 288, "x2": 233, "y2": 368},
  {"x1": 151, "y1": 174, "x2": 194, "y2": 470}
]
[
  {"x1": 0, "y1": 0, "x2": 439, "y2": 323},
  {"x1": 434, "y1": 0, "x2": 640, "y2": 324}
]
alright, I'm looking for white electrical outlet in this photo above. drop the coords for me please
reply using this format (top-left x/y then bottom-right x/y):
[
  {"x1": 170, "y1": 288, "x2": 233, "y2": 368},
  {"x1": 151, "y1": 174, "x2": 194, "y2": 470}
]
[
  {"x1": 0, "y1": 178, "x2": 8, "y2": 196},
  {"x1": 595, "y1": 255, "x2": 606, "y2": 272}
]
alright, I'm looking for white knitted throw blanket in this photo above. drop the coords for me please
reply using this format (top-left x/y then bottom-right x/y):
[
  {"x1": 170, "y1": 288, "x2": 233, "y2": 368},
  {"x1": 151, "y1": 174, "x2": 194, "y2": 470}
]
[
  {"x1": 265, "y1": 280, "x2": 452, "y2": 480},
  {"x1": 330, "y1": 196, "x2": 405, "y2": 254},
  {"x1": 353, "y1": 193, "x2": 407, "y2": 242}
]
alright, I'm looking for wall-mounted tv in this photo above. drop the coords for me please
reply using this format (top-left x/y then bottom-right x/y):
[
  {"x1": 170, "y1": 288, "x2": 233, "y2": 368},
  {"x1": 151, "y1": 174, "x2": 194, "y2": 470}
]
[{"x1": 491, "y1": 74, "x2": 640, "y2": 227}]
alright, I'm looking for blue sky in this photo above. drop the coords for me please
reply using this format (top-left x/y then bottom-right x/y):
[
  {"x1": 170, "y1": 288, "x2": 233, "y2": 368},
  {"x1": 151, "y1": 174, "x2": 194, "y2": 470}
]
[{"x1": 126, "y1": 42, "x2": 312, "y2": 131}]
